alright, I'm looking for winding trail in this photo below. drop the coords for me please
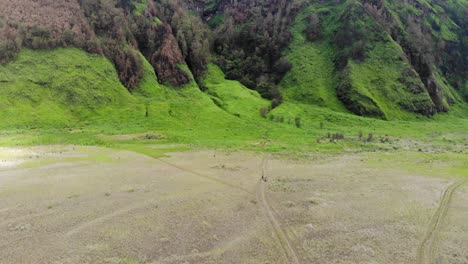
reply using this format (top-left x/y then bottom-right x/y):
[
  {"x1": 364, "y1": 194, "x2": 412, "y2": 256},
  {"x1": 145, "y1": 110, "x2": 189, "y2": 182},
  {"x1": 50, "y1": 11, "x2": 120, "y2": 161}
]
[
  {"x1": 417, "y1": 179, "x2": 467, "y2": 264},
  {"x1": 258, "y1": 155, "x2": 300, "y2": 264}
]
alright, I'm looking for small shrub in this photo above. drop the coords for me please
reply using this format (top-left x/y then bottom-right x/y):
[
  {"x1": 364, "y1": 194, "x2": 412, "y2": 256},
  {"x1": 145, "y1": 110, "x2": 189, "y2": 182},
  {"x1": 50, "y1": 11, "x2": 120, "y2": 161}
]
[
  {"x1": 275, "y1": 116, "x2": 284, "y2": 123},
  {"x1": 295, "y1": 116, "x2": 301, "y2": 128},
  {"x1": 367, "y1": 133, "x2": 374, "y2": 142},
  {"x1": 271, "y1": 97, "x2": 283, "y2": 109},
  {"x1": 141, "y1": 134, "x2": 160, "y2": 140},
  {"x1": 380, "y1": 135, "x2": 390, "y2": 143},
  {"x1": 331, "y1": 133, "x2": 345, "y2": 140},
  {"x1": 304, "y1": 14, "x2": 322, "y2": 42},
  {"x1": 259, "y1": 107, "x2": 268, "y2": 118}
]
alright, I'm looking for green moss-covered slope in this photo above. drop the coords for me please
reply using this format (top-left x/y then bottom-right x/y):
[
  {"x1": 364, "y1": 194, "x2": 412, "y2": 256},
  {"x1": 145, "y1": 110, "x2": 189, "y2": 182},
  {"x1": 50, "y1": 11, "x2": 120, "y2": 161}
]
[
  {"x1": 281, "y1": 0, "x2": 466, "y2": 120},
  {"x1": 0, "y1": 49, "x2": 136, "y2": 128}
]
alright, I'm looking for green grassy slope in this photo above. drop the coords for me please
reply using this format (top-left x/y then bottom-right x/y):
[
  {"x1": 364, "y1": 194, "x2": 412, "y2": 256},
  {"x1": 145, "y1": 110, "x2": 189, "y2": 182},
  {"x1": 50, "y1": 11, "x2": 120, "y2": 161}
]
[
  {"x1": 383, "y1": 0, "x2": 465, "y2": 108},
  {"x1": 203, "y1": 64, "x2": 270, "y2": 119},
  {"x1": 282, "y1": 0, "x2": 466, "y2": 120},
  {"x1": 0, "y1": 49, "x2": 136, "y2": 129},
  {"x1": 0, "y1": 48, "x2": 275, "y2": 147},
  {"x1": 347, "y1": 40, "x2": 434, "y2": 120},
  {"x1": 279, "y1": 7, "x2": 346, "y2": 112},
  {"x1": 0, "y1": 48, "x2": 467, "y2": 154}
]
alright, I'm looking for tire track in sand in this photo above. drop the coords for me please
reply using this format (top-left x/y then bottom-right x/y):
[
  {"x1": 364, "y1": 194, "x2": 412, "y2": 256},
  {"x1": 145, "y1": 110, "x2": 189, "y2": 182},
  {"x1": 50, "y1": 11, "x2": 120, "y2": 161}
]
[
  {"x1": 258, "y1": 155, "x2": 300, "y2": 264},
  {"x1": 66, "y1": 155, "x2": 253, "y2": 237},
  {"x1": 155, "y1": 157, "x2": 254, "y2": 195},
  {"x1": 417, "y1": 179, "x2": 467, "y2": 264}
]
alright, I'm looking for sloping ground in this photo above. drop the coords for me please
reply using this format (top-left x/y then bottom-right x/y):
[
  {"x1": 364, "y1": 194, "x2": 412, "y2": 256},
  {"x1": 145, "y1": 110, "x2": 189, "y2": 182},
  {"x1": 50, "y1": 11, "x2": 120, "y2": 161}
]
[
  {"x1": 0, "y1": 48, "x2": 467, "y2": 150},
  {"x1": 279, "y1": 11, "x2": 346, "y2": 112},
  {"x1": 203, "y1": 64, "x2": 270, "y2": 119},
  {"x1": 0, "y1": 48, "x2": 283, "y2": 147},
  {"x1": 0, "y1": 49, "x2": 136, "y2": 128},
  {"x1": 0, "y1": 49, "x2": 253, "y2": 131},
  {"x1": 346, "y1": 40, "x2": 434, "y2": 120},
  {"x1": 281, "y1": 1, "x2": 466, "y2": 119}
]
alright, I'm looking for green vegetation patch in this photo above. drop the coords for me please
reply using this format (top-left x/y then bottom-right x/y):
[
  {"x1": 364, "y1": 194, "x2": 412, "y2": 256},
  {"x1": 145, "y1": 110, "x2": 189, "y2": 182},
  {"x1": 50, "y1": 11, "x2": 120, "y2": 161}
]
[
  {"x1": 0, "y1": 48, "x2": 467, "y2": 156},
  {"x1": 347, "y1": 40, "x2": 435, "y2": 120},
  {"x1": 0, "y1": 48, "x2": 135, "y2": 129},
  {"x1": 203, "y1": 64, "x2": 270, "y2": 119}
]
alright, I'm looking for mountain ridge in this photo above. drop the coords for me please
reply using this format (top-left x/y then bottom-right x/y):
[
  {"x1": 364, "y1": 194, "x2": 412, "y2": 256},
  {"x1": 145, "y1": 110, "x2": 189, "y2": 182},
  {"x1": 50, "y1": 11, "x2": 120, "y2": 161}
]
[{"x1": 0, "y1": 0, "x2": 467, "y2": 122}]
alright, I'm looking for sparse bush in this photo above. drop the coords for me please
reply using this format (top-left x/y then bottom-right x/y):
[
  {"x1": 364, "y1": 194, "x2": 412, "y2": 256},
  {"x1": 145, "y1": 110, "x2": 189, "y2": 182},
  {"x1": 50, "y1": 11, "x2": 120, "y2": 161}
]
[
  {"x1": 259, "y1": 107, "x2": 268, "y2": 118},
  {"x1": 331, "y1": 133, "x2": 345, "y2": 140},
  {"x1": 61, "y1": 29, "x2": 75, "y2": 47},
  {"x1": 0, "y1": 27, "x2": 20, "y2": 64},
  {"x1": 142, "y1": 134, "x2": 160, "y2": 140},
  {"x1": 273, "y1": 57, "x2": 292, "y2": 80},
  {"x1": 379, "y1": 135, "x2": 390, "y2": 143},
  {"x1": 305, "y1": 14, "x2": 321, "y2": 41},
  {"x1": 275, "y1": 116, "x2": 284, "y2": 123},
  {"x1": 367, "y1": 133, "x2": 374, "y2": 142},
  {"x1": 271, "y1": 96, "x2": 283, "y2": 109},
  {"x1": 295, "y1": 116, "x2": 301, "y2": 128}
]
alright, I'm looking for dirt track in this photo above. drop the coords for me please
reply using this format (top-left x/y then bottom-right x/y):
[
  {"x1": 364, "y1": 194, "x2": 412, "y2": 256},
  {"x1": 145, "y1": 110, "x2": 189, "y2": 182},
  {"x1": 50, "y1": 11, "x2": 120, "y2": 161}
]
[
  {"x1": 258, "y1": 155, "x2": 300, "y2": 264},
  {"x1": 417, "y1": 179, "x2": 468, "y2": 264},
  {"x1": 0, "y1": 146, "x2": 466, "y2": 263}
]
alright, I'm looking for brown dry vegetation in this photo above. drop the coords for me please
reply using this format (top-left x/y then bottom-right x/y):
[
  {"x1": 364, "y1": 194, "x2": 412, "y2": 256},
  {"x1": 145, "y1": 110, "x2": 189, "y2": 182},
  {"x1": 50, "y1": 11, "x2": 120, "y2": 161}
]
[
  {"x1": 0, "y1": 0, "x2": 211, "y2": 88},
  {"x1": 0, "y1": 0, "x2": 96, "y2": 63},
  {"x1": 150, "y1": 25, "x2": 190, "y2": 86},
  {"x1": 0, "y1": 0, "x2": 94, "y2": 44}
]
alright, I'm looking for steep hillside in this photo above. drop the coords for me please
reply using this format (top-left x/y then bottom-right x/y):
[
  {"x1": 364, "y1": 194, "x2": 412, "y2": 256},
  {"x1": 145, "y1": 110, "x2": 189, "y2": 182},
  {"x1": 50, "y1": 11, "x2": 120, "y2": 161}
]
[
  {"x1": 281, "y1": 0, "x2": 467, "y2": 119},
  {"x1": 0, "y1": 0, "x2": 467, "y2": 123},
  {"x1": 0, "y1": 48, "x2": 136, "y2": 128},
  {"x1": 0, "y1": 48, "x2": 287, "y2": 147},
  {"x1": 0, "y1": 0, "x2": 210, "y2": 89},
  {"x1": 1, "y1": 48, "x2": 468, "y2": 151},
  {"x1": 279, "y1": 14, "x2": 346, "y2": 112}
]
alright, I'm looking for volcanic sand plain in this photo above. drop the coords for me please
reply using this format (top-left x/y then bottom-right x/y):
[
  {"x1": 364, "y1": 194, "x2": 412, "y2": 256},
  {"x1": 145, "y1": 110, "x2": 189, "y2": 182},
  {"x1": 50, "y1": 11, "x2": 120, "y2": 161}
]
[{"x1": 0, "y1": 146, "x2": 466, "y2": 264}]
